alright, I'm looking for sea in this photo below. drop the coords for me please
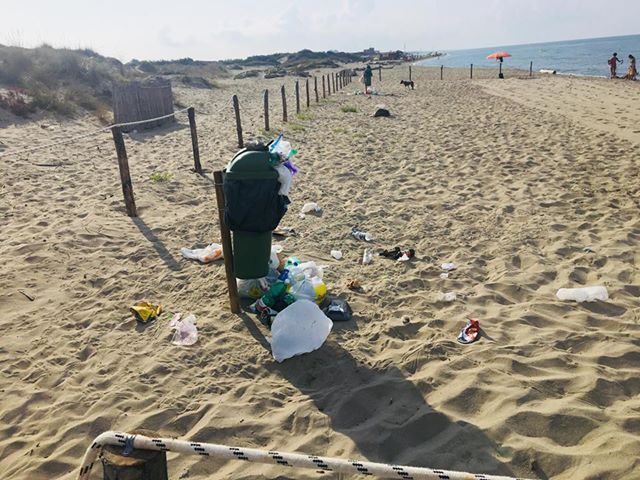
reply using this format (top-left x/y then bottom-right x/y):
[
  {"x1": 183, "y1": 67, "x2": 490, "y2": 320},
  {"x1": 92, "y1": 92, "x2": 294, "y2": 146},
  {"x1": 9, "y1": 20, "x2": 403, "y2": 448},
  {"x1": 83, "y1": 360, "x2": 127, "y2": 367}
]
[{"x1": 417, "y1": 34, "x2": 640, "y2": 77}]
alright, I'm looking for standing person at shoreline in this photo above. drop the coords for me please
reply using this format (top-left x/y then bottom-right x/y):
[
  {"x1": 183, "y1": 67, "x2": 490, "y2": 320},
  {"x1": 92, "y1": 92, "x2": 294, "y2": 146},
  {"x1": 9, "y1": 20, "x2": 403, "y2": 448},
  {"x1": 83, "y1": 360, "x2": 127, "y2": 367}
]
[
  {"x1": 608, "y1": 52, "x2": 623, "y2": 78},
  {"x1": 625, "y1": 54, "x2": 637, "y2": 80},
  {"x1": 363, "y1": 64, "x2": 373, "y2": 94}
]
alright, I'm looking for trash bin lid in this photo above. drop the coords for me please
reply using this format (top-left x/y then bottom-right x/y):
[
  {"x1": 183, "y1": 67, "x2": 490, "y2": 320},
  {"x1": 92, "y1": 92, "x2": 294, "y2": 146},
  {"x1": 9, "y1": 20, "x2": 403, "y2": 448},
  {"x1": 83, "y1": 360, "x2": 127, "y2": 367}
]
[{"x1": 225, "y1": 148, "x2": 278, "y2": 180}]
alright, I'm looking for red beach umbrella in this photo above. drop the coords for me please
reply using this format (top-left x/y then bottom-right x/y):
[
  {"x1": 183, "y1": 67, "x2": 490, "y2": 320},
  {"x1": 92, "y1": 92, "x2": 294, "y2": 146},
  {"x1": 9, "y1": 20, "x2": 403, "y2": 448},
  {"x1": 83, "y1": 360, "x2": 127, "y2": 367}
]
[{"x1": 487, "y1": 51, "x2": 511, "y2": 78}]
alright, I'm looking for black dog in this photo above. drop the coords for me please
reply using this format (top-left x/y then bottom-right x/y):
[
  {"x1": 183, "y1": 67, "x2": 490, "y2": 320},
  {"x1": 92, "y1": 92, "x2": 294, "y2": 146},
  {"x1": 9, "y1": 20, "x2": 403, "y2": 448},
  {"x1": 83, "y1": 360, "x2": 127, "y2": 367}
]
[{"x1": 400, "y1": 80, "x2": 415, "y2": 90}]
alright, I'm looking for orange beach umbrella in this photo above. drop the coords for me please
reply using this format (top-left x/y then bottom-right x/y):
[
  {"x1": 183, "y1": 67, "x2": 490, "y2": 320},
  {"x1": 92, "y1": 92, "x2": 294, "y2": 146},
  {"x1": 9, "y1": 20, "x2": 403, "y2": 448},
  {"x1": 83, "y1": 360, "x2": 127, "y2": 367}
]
[
  {"x1": 486, "y1": 51, "x2": 511, "y2": 60},
  {"x1": 487, "y1": 51, "x2": 511, "y2": 78}
]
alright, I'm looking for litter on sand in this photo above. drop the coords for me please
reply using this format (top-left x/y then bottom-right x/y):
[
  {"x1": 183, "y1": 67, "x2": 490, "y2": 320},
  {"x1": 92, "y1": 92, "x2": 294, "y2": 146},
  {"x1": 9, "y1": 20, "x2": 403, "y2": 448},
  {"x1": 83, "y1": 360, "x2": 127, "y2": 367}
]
[
  {"x1": 331, "y1": 250, "x2": 343, "y2": 260},
  {"x1": 181, "y1": 243, "x2": 223, "y2": 263},
  {"x1": 441, "y1": 262, "x2": 457, "y2": 271},
  {"x1": 130, "y1": 301, "x2": 163, "y2": 323},
  {"x1": 169, "y1": 313, "x2": 198, "y2": 346},
  {"x1": 323, "y1": 298, "x2": 353, "y2": 322},
  {"x1": 556, "y1": 286, "x2": 608, "y2": 302},
  {"x1": 270, "y1": 300, "x2": 333, "y2": 362},
  {"x1": 457, "y1": 319, "x2": 480, "y2": 344},
  {"x1": 439, "y1": 292, "x2": 457, "y2": 302}
]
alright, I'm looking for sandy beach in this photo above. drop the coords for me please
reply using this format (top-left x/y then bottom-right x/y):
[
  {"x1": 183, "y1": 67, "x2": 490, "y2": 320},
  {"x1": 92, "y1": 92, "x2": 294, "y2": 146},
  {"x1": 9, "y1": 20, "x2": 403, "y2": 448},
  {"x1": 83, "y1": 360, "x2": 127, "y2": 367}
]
[{"x1": 1, "y1": 65, "x2": 639, "y2": 480}]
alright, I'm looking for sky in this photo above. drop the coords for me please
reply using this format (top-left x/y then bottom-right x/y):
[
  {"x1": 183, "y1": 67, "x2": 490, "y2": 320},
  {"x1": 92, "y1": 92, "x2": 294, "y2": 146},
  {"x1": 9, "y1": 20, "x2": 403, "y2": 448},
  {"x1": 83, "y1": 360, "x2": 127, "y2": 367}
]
[{"x1": 2, "y1": 0, "x2": 639, "y2": 62}]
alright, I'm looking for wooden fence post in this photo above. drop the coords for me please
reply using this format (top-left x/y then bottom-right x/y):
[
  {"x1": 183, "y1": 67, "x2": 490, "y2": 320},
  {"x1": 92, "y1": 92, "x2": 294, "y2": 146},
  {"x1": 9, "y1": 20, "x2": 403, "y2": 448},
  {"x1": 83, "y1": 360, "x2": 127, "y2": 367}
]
[
  {"x1": 102, "y1": 436, "x2": 168, "y2": 480},
  {"x1": 409, "y1": 65, "x2": 412, "y2": 81},
  {"x1": 187, "y1": 107, "x2": 202, "y2": 174},
  {"x1": 232, "y1": 94, "x2": 243, "y2": 148},
  {"x1": 314, "y1": 76, "x2": 319, "y2": 102},
  {"x1": 379, "y1": 66, "x2": 382, "y2": 81},
  {"x1": 332, "y1": 73, "x2": 336, "y2": 92},
  {"x1": 470, "y1": 64, "x2": 473, "y2": 80},
  {"x1": 305, "y1": 79, "x2": 310, "y2": 108},
  {"x1": 529, "y1": 61, "x2": 533, "y2": 77},
  {"x1": 440, "y1": 65, "x2": 443, "y2": 80},
  {"x1": 263, "y1": 89, "x2": 269, "y2": 131},
  {"x1": 281, "y1": 85, "x2": 287, "y2": 122},
  {"x1": 327, "y1": 74, "x2": 330, "y2": 95},
  {"x1": 322, "y1": 75, "x2": 326, "y2": 98},
  {"x1": 111, "y1": 126, "x2": 137, "y2": 217},
  {"x1": 213, "y1": 170, "x2": 240, "y2": 314},
  {"x1": 295, "y1": 80, "x2": 300, "y2": 114}
]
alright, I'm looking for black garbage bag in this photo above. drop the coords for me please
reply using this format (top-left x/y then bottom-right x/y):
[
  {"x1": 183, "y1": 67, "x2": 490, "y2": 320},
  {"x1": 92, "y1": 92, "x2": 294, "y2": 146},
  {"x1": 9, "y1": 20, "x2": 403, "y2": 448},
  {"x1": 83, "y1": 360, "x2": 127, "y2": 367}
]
[{"x1": 224, "y1": 178, "x2": 289, "y2": 233}]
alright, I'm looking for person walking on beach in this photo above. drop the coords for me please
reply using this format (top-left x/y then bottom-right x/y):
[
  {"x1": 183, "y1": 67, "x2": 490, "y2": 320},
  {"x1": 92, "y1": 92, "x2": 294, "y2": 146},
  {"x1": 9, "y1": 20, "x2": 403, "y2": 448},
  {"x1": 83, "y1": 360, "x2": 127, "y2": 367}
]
[
  {"x1": 625, "y1": 54, "x2": 637, "y2": 80},
  {"x1": 363, "y1": 64, "x2": 373, "y2": 94},
  {"x1": 608, "y1": 52, "x2": 622, "y2": 78}
]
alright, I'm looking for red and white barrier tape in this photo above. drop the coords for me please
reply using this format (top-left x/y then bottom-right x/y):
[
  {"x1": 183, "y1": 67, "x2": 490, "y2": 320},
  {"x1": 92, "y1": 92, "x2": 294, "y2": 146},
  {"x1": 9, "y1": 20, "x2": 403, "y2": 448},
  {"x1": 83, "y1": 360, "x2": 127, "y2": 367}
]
[{"x1": 78, "y1": 431, "x2": 533, "y2": 480}]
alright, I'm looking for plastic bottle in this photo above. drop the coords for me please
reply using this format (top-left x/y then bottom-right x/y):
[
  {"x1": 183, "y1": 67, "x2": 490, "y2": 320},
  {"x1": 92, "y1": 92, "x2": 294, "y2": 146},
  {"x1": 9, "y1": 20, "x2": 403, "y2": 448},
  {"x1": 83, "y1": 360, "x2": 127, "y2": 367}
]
[
  {"x1": 254, "y1": 270, "x2": 294, "y2": 315},
  {"x1": 362, "y1": 249, "x2": 372, "y2": 264},
  {"x1": 351, "y1": 226, "x2": 373, "y2": 242},
  {"x1": 556, "y1": 286, "x2": 608, "y2": 302}
]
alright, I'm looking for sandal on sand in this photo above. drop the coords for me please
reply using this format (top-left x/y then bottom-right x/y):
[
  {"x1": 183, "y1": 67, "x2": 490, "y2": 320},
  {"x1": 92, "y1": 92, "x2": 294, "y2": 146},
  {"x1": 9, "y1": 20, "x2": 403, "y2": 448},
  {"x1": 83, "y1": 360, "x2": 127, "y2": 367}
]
[{"x1": 457, "y1": 319, "x2": 480, "y2": 344}]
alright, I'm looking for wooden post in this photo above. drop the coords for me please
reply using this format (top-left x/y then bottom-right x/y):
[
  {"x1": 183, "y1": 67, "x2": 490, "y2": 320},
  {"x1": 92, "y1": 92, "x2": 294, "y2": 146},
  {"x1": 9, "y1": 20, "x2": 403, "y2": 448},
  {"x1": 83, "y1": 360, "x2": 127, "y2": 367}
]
[
  {"x1": 339, "y1": 72, "x2": 343, "y2": 89},
  {"x1": 322, "y1": 75, "x2": 326, "y2": 98},
  {"x1": 314, "y1": 76, "x2": 319, "y2": 102},
  {"x1": 232, "y1": 94, "x2": 243, "y2": 148},
  {"x1": 281, "y1": 85, "x2": 287, "y2": 122},
  {"x1": 470, "y1": 63, "x2": 473, "y2": 79},
  {"x1": 214, "y1": 170, "x2": 240, "y2": 314},
  {"x1": 378, "y1": 66, "x2": 382, "y2": 81},
  {"x1": 187, "y1": 107, "x2": 202, "y2": 174},
  {"x1": 440, "y1": 65, "x2": 443, "y2": 80},
  {"x1": 327, "y1": 74, "x2": 330, "y2": 95},
  {"x1": 529, "y1": 61, "x2": 533, "y2": 77},
  {"x1": 409, "y1": 65, "x2": 412, "y2": 81},
  {"x1": 295, "y1": 80, "x2": 300, "y2": 114},
  {"x1": 102, "y1": 432, "x2": 168, "y2": 480},
  {"x1": 263, "y1": 89, "x2": 269, "y2": 131},
  {"x1": 111, "y1": 126, "x2": 137, "y2": 217},
  {"x1": 305, "y1": 79, "x2": 310, "y2": 108},
  {"x1": 332, "y1": 73, "x2": 336, "y2": 92}
]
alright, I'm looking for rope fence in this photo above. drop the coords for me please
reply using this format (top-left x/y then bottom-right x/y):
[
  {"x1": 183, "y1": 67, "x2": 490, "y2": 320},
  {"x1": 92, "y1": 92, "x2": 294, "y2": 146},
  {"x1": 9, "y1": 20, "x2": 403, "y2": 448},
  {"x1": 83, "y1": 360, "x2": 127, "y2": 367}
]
[
  {"x1": 0, "y1": 67, "x2": 354, "y2": 217},
  {"x1": 78, "y1": 431, "x2": 533, "y2": 480}
]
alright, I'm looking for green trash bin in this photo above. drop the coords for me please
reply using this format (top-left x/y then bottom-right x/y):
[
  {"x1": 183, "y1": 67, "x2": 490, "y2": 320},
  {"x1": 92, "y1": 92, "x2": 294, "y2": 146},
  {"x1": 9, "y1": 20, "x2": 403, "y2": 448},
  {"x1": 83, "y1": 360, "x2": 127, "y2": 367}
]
[{"x1": 224, "y1": 148, "x2": 280, "y2": 280}]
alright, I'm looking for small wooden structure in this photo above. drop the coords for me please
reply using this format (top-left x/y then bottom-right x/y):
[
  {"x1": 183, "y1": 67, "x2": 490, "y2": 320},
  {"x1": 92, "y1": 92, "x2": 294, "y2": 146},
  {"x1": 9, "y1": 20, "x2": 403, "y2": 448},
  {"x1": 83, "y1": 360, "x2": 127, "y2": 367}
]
[{"x1": 112, "y1": 79, "x2": 174, "y2": 132}]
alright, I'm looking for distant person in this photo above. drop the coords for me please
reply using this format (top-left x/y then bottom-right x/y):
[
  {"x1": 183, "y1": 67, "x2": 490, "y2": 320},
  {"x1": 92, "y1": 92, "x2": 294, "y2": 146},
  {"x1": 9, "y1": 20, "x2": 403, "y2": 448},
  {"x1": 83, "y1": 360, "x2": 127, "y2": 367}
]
[
  {"x1": 608, "y1": 52, "x2": 622, "y2": 78},
  {"x1": 625, "y1": 54, "x2": 637, "y2": 80},
  {"x1": 363, "y1": 64, "x2": 373, "y2": 93}
]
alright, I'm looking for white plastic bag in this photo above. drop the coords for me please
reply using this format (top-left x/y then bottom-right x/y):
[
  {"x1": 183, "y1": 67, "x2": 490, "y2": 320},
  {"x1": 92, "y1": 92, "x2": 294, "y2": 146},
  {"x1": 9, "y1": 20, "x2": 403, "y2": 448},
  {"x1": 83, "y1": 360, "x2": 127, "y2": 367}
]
[
  {"x1": 181, "y1": 243, "x2": 223, "y2": 263},
  {"x1": 169, "y1": 313, "x2": 198, "y2": 346},
  {"x1": 270, "y1": 300, "x2": 333, "y2": 362},
  {"x1": 301, "y1": 202, "x2": 321, "y2": 214},
  {"x1": 237, "y1": 269, "x2": 279, "y2": 299},
  {"x1": 274, "y1": 164, "x2": 293, "y2": 196}
]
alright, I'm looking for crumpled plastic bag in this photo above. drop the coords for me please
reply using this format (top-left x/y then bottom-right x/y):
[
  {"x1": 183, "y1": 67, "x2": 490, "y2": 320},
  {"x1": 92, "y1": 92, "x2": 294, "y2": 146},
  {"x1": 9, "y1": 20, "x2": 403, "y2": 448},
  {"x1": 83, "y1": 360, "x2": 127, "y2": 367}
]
[
  {"x1": 169, "y1": 313, "x2": 198, "y2": 346},
  {"x1": 237, "y1": 268, "x2": 280, "y2": 299},
  {"x1": 180, "y1": 243, "x2": 223, "y2": 263},
  {"x1": 270, "y1": 300, "x2": 333, "y2": 362},
  {"x1": 274, "y1": 164, "x2": 293, "y2": 196}
]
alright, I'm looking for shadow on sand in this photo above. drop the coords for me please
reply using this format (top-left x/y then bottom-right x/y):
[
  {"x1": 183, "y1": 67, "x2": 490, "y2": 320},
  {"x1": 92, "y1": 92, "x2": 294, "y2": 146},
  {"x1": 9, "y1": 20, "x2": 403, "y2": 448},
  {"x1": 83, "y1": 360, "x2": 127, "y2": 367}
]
[
  {"x1": 132, "y1": 217, "x2": 182, "y2": 272},
  {"x1": 254, "y1": 335, "x2": 520, "y2": 477}
]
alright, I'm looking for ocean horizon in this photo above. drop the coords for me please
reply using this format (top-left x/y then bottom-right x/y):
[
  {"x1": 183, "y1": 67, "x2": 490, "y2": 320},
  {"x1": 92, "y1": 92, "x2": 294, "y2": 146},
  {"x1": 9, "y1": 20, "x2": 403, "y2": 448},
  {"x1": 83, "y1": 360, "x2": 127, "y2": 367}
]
[{"x1": 417, "y1": 33, "x2": 640, "y2": 77}]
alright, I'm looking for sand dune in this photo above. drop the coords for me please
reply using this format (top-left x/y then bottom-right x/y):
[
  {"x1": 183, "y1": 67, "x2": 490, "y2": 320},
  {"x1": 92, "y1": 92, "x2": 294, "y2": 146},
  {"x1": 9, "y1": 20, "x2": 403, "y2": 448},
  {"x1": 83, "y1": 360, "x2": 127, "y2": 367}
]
[{"x1": 1, "y1": 66, "x2": 639, "y2": 480}]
